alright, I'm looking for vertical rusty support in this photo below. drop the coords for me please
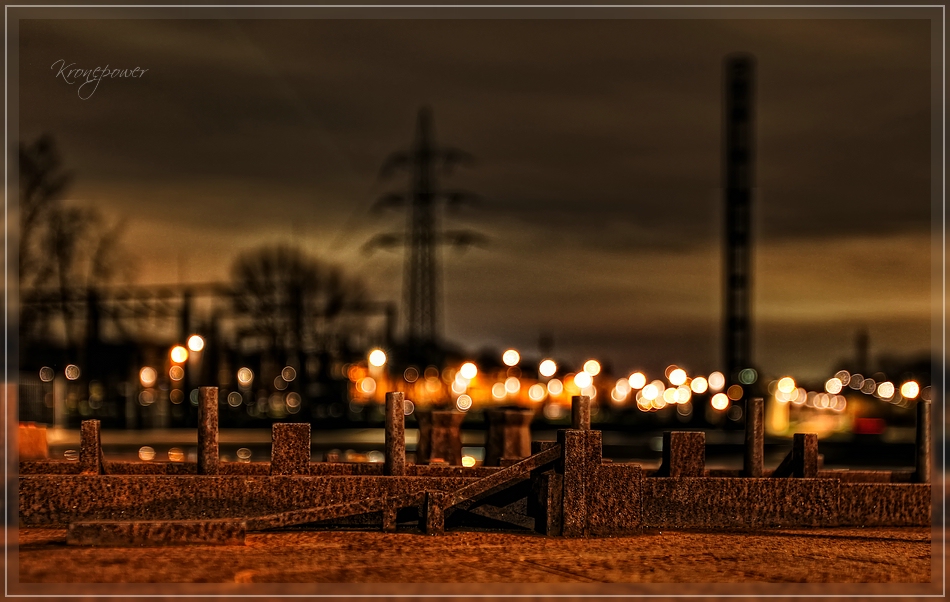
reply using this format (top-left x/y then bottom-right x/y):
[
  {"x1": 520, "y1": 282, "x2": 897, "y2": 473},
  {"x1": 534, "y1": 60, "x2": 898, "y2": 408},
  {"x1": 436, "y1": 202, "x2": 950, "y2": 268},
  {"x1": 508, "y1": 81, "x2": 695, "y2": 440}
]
[
  {"x1": 422, "y1": 491, "x2": 446, "y2": 535},
  {"x1": 556, "y1": 429, "x2": 591, "y2": 537},
  {"x1": 659, "y1": 431, "x2": 705, "y2": 477},
  {"x1": 197, "y1": 386, "x2": 219, "y2": 475},
  {"x1": 571, "y1": 395, "x2": 591, "y2": 431},
  {"x1": 914, "y1": 399, "x2": 931, "y2": 484},
  {"x1": 743, "y1": 397, "x2": 764, "y2": 477},
  {"x1": 793, "y1": 433, "x2": 818, "y2": 478},
  {"x1": 417, "y1": 410, "x2": 465, "y2": 465},
  {"x1": 385, "y1": 392, "x2": 406, "y2": 476},
  {"x1": 484, "y1": 408, "x2": 533, "y2": 466},
  {"x1": 79, "y1": 419, "x2": 104, "y2": 475},
  {"x1": 270, "y1": 423, "x2": 311, "y2": 475}
]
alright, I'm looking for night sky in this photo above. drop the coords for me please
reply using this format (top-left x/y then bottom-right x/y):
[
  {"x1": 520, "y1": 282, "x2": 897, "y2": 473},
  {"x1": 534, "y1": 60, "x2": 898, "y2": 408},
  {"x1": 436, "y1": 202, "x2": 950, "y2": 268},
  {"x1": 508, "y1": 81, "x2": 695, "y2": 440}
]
[{"x1": 17, "y1": 16, "x2": 934, "y2": 380}]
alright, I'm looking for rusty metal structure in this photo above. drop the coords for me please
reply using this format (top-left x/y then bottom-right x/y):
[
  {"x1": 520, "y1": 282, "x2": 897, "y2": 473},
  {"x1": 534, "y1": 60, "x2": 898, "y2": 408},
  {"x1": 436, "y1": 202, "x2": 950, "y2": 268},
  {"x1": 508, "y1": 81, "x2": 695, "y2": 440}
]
[{"x1": 19, "y1": 389, "x2": 931, "y2": 546}]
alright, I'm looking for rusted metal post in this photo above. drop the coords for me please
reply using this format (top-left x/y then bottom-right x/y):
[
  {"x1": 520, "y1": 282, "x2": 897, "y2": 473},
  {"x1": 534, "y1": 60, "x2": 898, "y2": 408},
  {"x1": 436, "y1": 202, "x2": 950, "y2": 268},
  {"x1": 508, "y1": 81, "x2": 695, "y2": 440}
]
[
  {"x1": 416, "y1": 410, "x2": 465, "y2": 465},
  {"x1": 484, "y1": 408, "x2": 533, "y2": 466},
  {"x1": 270, "y1": 423, "x2": 311, "y2": 475},
  {"x1": 197, "y1": 386, "x2": 219, "y2": 475},
  {"x1": 385, "y1": 392, "x2": 406, "y2": 476},
  {"x1": 79, "y1": 419, "x2": 104, "y2": 475},
  {"x1": 914, "y1": 399, "x2": 931, "y2": 484},
  {"x1": 658, "y1": 431, "x2": 705, "y2": 477},
  {"x1": 571, "y1": 395, "x2": 591, "y2": 431},
  {"x1": 743, "y1": 397, "x2": 764, "y2": 477}
]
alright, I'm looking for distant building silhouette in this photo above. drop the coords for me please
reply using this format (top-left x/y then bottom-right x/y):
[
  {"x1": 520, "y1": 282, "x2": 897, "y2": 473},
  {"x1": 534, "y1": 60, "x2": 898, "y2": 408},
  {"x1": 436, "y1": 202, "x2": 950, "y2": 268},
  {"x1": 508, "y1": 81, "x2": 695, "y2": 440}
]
[{"x1": 722, "y1": 54, "x2": 756, "y2": 390}]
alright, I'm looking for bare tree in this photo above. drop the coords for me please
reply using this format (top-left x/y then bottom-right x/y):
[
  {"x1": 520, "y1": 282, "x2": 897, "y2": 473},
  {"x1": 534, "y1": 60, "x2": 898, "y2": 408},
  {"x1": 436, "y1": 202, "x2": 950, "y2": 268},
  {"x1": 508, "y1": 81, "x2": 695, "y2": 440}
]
[
  {"x1": 18, "y1": 135, "x2": 131, "y2": 346},
  {"x1": 229, "y1": 244, "x2": 368, "y2": 360}
]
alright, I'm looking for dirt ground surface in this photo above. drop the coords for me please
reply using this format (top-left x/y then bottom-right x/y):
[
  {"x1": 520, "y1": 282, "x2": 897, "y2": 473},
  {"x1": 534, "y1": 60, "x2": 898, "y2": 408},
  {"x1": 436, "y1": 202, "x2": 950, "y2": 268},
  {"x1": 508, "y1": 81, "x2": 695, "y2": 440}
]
[{"x1": 15, "y1": 527, "x2": 933, "y2": 585}]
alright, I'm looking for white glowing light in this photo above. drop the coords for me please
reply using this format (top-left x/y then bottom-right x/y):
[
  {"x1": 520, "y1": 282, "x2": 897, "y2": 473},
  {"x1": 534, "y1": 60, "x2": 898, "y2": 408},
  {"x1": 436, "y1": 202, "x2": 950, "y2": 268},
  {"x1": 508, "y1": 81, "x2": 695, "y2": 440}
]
[
  {"x1": 583, "y1": 359, "x2": 601, "y2": 376},
  {"x1": 528, "y1": 383, "x2": 546, "y2": 401},
  {"x1": 629, "y1": 372, "x2": 646, "y2": 389},
  {"x1": 459, "y1": 362, "x2": 478, "y2": 380},
  {"x1": 187, "y1": 334, "x2": 205, "y2": 352},
  {"x1": 574, "y1": 372, "x2": 593, "y2": 389},
  {"x1": 539, "y1": 359, "x2": 558, "y2": 378},
  {"x1": 369, "y1": 349, "x2": 387, "y2": 367},
  {"x1": 777, "y1": 377, "x2": 796, "y2": 394},
  {"x1": 708, "y1": 371, "x2": 725, "y2": 391},
  {"x1": 901, "y1": 381, "x2": 920, "y2": 399},
  {"x1": 690, "y1": 376, "x2": 708, "y2": 394},
  {"x1": 502, "y1": 349, "x2": 521, "y2": 366},
  {"x1": 711, "y1": 393, "x2": 729, "y2": 411},
  {"x1": 877, "y1": 381, "x2": 895, "y2": 399},
  {"x1": 669, "y1": 368, "x2": 687, "y2": 386},
  {"x1": 139, "y1": 367, "x2": 157, "y2": 387},
  {"x1": 825, "y1": 377, "x2": 843, "y2": 394},
  {"x1": 170, "y1": 345, "x2": 188, "y2": 363}
]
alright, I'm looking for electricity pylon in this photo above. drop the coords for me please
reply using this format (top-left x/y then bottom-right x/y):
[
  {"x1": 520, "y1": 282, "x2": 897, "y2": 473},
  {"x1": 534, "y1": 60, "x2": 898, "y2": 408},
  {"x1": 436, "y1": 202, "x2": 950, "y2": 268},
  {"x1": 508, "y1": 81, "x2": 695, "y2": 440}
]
[{"x1": 365, "y1": 107, "x2": 484, "y2": 348}]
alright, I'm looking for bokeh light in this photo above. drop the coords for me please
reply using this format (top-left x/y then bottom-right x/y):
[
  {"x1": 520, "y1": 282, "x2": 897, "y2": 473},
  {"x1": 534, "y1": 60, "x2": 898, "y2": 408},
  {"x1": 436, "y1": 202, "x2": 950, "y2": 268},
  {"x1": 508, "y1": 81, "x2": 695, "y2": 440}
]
[
  {"x1": 368, "y1": 349, "x2": 387, "y2": 367},
  {"x1": 502, "y1": 349, "x2": 521, "y2": 366},
  {"x1": 139, "y1": 367, "x2": 157, "y2": 387},
  {"x1": 900, "y1": 381, "x2": 919, "y2": 399},
  {"x1": 539, "y1": 359, "x2": 557, "y2": 378},
  {"x1": 629, "y1": 372, "x2": 646, "y2": 389},
  {"x1": 711, "y1": 393, "x2": 729, "y2": 411},
  {"x1": 237, "y1": 367, "x2": 254, "y2": 387},
  {"x1": 170, "y1": 345, "x2": 189, "y2": 363},
  {"x1": 281, "y1": 366, "x2": 297, "y2": 382},
  {"x1": 876, "y1": 381, "x2": 895, "y2": 399},
  {"x1": 825, "y1": 378, "x2": 842, "y2": 394},
  {"x1": 708, "y1": 371, "x2": 725, "y2": 391},
  {"x1": 460, "y1": 362, "x2": 478, "y2": 380},
  {"x1": 690, "y1": 376, "x2": 708, "y2": 394},
  {"x1": 777, "y1": 377, "x2": 796, "y2": 394},
  {"x1": 528, "y1": 383, "x2": 546, "y2": 401},
  {"x1": 187, "y1": 334, "x2": 205, "y2": 352},
  {"x1": 583, "y1": 359, "x2": 601, "y2": 376},
  {"x1": 574, "y1": 372, "x2": 593, "y2": 389},
  {"x1": 668, "y1": 368, "x2": 687, "y2": 386}
]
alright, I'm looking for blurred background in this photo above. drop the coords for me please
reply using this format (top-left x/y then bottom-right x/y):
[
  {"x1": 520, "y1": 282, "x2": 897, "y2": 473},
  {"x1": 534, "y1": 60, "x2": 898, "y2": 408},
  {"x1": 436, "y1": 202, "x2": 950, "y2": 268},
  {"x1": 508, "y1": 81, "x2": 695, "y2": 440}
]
[{"x1": 13, "y1": 17, "x2": 937, "y2": 468}]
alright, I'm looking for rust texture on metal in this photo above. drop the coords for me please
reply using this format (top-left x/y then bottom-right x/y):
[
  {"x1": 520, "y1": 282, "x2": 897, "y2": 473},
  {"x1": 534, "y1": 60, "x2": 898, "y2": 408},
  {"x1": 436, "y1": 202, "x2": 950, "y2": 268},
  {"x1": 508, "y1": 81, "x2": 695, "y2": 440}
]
[
  {"x1": 773, "y1": 433, "x2": 819, "y2": 478},
  {"x1": 197, "y1": 386, "x2": 219, "y2": 475},
  {"x1": 743, "y1": 397, "x2": 764, "y2": 477},
  {"x1": 571, "y1": 395, "x2": 591, "y2": 431},
  {"x1": 384, "y1": 392, "x2": 406, "y2": 476},
  {"x1": 484, "y1": 408, "x2": 533, "y2": 466},
  {"x1": 416, "y1": 410, "x2": 466, "y2": 465},
  {"x1": 21, "y1": 390, "x2": 932, "y2": 544},
  {"x1": 79, "y1": 420, "x2": 104, "y2": 475},
  {"x1": 270, "y1": 423, "x2": 311, "y2": 476},
  {"x1": 657, "y1": 431, "x2": 705, "y2": 477},
  {"x1": 68, "y1": 519, "x2": 246, "y2": 547}
]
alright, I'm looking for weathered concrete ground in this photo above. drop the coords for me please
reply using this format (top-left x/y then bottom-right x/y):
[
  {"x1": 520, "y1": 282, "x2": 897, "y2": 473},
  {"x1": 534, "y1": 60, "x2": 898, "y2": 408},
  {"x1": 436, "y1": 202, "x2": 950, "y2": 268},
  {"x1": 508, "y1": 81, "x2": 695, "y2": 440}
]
[{"x1": 17, "y1": 527, "x2": 931, "y2": 583}]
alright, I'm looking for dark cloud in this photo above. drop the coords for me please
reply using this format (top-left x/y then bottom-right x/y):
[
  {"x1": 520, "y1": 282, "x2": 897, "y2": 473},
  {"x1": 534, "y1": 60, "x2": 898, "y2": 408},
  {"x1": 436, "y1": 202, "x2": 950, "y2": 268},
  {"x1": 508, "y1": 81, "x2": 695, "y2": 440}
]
[{"x1": 17, "y1": 16, "x2": 933, "y2": 378}]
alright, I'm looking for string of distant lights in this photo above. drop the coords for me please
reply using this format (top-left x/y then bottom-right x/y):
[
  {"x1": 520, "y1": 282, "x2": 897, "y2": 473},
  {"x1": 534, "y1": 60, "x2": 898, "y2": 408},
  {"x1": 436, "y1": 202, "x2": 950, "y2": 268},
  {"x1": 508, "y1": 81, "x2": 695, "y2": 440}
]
[{"x1": 36, "y1": 341, "x2": 930, "y2": 422}]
